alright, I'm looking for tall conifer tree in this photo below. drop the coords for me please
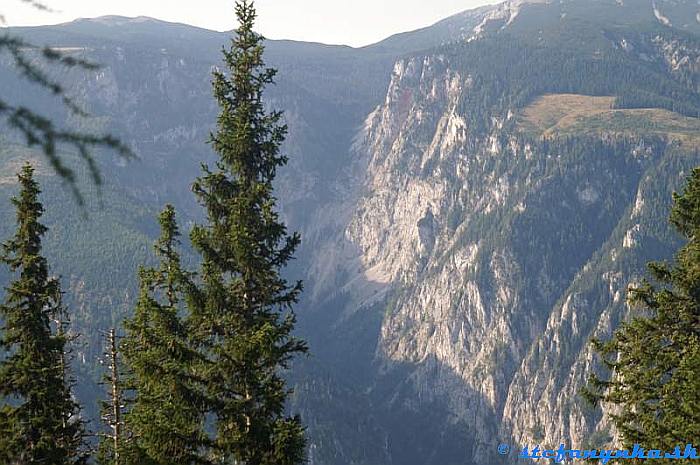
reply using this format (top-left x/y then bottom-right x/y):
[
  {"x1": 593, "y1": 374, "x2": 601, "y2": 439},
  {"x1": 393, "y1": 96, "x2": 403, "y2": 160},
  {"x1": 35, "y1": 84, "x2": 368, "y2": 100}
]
[
  {"x1": 585, "y1": 166, "x2": 700, "y2": 450},
  {"x1": 0, "y1": 163, "x2": 87, "y2": 464},
  {"x1": 121, "y1": 205, "x2": 208, "y2": 465},
  {"x1": 189, "y1": 1, "x2": 307, "y2": 463}
]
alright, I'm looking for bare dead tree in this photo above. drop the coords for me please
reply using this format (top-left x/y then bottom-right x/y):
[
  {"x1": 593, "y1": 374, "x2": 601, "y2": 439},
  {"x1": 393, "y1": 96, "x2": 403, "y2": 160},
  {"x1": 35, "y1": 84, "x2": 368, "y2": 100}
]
[{"x1": 98, "y1": 328, "x2": 125, "y2": 465}]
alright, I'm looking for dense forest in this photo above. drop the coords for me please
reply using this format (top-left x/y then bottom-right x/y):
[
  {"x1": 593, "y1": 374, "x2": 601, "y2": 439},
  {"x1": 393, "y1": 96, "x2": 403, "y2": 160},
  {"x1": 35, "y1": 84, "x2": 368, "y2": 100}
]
[{"x1": 1, "y1": 2, "x2": 308, "y2": 464}]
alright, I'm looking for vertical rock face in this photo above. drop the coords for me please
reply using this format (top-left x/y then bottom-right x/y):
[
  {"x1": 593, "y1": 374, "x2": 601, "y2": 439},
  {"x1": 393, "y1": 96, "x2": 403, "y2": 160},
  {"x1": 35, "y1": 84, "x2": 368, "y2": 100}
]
[
  {"x1": 317, "y1": 30, "x2": 700, "y2": 460},
  {"x1": 348, "y1": 56, "x2": 455, "y2": 284},
  {"x1": 345, "y1": 55, "x2": 517, "y2": 458},
  {"x1": 341, "y1": 53, "x2": 535, "y2": 461}
]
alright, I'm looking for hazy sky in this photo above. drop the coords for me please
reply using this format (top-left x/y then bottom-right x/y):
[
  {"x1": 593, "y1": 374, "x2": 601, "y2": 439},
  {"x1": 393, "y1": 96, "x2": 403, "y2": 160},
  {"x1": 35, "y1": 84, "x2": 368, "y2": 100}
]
[{"x1": 3, "y1": 0, "x2": 496, "y2": 47}]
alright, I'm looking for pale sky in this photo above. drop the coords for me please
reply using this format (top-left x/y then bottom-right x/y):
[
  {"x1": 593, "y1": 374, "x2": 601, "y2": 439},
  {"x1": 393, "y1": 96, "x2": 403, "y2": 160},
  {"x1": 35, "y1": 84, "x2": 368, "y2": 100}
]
[{"x1": 3, "y1": 0, "x2": 496, "y2": 47}]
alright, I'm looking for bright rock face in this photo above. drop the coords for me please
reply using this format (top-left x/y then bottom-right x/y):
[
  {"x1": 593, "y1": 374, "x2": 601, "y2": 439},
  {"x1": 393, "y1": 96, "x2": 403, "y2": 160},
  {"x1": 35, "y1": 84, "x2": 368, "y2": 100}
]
[{"x1": 302, "y1": 22, "x2": 700, "y2": 460}]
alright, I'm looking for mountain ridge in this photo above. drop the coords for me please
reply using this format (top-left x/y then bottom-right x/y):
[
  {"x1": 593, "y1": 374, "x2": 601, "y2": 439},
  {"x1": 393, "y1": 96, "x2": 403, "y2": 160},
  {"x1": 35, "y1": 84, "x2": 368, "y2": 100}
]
[{"x1": 3, "y1": 1, "x2": 700, "y2": 463}]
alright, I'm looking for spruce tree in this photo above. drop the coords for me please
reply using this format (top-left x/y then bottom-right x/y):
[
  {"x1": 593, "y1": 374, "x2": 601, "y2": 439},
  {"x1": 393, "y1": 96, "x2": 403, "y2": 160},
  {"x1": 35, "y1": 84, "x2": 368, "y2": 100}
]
[
  {"x1": 0, "y1": 163, "x2": 87, "y2": 464},
  {"x1": 121, "y1": 205, "x2": 208, "y2": 465},
  {"x1": 585, "y1": 166, "x2": 700, "y2": 452},
  {"x1": 189, "y1": 1, "x2": 307, "y2": 463}
]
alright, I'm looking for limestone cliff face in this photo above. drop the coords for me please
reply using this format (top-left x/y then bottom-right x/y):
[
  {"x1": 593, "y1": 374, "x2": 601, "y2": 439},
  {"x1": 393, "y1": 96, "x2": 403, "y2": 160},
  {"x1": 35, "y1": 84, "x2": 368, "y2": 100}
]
[
  {"x1": 327, "y1": 38, "x2": 700, "y2": 462},
  {"x1": 347, "y1": 56, "x2": 457, "y2": 285},
  {"x1": 337, "y1": 51, "x2": 526, "y2": 461},
  {"x1": 345, "y1": 55, "x2": 521, "y2": 458}
]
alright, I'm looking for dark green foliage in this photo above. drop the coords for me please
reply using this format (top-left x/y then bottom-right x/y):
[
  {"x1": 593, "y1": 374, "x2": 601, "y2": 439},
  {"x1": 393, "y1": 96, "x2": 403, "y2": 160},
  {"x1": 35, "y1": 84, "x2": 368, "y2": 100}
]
[
  {"x1": 187, "y1": 2, "x2": 307, "y2": 463},
  {"x1": 585, "y1": 166, "x2": 700, "y2": 454},
  {"x1": 120, "y1": 205, "x2": 209, "y2": 465},
  {"x1": 0, "y1": 163, "x2": 87, "y2": 464}
]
